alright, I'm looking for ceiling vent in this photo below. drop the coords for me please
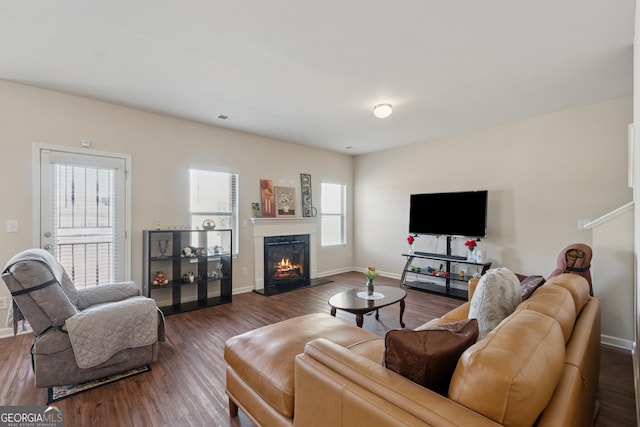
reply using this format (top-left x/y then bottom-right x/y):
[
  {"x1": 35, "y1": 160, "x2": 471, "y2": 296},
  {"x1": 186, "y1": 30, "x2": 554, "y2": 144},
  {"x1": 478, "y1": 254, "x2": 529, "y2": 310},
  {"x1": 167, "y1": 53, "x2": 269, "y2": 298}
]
[{"x1": 217, "y1": 114, "x2": 239, "y2": 123}]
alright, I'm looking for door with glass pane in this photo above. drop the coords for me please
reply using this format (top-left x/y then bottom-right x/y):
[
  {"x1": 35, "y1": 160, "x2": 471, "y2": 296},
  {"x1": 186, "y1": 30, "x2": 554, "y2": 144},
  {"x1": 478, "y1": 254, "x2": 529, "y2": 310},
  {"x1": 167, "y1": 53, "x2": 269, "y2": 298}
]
[{"x1": 39, "y1": 149, "x2": 128, "y2": 288}]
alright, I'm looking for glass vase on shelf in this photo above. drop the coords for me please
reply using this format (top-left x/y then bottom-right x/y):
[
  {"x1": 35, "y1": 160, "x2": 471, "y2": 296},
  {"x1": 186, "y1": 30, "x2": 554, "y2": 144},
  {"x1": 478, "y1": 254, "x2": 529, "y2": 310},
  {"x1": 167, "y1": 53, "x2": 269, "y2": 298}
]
[
  {"x1": 464, "y1": 239, "x2": 478, "y2": 262},
  {"x1": 467, "y1": 248, "x2": 475, "y2": 262},
  {"x1": 406, "y1": 235, "x2": 415, "y2": 255},
  {"x1": 158, "y1": 239, "x2": 169, "y2": 259}
]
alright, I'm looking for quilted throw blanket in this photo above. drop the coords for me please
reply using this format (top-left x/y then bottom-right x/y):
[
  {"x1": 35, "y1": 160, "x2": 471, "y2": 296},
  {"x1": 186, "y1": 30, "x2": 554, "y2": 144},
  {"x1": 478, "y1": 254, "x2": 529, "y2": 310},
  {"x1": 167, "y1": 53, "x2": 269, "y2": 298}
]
[{"x1": 65, "y1": 296, "x2": 158, "y2": 369}]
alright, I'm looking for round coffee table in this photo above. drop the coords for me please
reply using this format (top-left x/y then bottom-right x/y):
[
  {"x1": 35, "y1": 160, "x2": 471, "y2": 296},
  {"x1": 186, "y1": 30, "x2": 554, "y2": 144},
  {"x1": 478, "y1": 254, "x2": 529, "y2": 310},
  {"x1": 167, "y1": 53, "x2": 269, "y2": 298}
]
[{"x1": 328, "y1": 285, "x2": 406, "y2": 328}]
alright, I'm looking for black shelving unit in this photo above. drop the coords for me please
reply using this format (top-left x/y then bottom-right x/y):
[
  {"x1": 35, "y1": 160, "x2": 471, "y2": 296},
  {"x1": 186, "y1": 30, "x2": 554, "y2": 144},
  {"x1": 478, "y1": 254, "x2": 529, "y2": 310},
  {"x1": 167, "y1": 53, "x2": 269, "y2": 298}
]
[
  {"x1": 400, "y1": 236, "x2": 491, "y2": 299},
  {"x1": 143, "y1": 229, "x2": 232, "y2": 315}
]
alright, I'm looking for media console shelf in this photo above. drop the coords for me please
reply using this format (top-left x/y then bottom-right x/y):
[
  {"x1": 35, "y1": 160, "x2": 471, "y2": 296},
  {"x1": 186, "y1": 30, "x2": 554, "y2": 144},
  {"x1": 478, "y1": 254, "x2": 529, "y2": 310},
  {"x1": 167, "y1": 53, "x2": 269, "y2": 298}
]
[{"x1": 400, "y1": 236, "x2": 491, "y2": 299}]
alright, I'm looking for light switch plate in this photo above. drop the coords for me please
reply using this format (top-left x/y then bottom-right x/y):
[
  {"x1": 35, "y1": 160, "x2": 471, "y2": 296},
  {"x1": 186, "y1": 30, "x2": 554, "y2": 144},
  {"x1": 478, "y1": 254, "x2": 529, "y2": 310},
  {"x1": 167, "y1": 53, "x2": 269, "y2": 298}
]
[{"x1": 6, "y1": 220, "x2": 18, "y2": 233}]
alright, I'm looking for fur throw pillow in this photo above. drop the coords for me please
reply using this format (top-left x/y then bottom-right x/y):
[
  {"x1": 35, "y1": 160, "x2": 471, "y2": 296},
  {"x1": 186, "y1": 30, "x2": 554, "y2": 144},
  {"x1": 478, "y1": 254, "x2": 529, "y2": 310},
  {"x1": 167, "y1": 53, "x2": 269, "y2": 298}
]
[{"x1": 468, "y1": 267, "x2": 522, "y2": 339}]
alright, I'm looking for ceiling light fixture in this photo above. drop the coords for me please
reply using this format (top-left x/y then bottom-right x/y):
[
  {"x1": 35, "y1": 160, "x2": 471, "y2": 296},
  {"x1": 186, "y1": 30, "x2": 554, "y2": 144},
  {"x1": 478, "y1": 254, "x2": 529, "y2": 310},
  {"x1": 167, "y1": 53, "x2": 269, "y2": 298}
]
[{"x1": 373, "y1": 103, "x2": 393, "y2": 119}]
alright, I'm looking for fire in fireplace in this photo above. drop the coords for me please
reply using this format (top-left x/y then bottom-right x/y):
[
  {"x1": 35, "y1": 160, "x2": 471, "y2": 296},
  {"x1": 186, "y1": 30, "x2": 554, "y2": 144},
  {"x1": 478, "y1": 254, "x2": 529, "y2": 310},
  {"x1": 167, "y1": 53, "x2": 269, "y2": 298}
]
[
  {"x1": 273, "y1": 257, "x2": 303, "y2": 280},
  {"x1": 263, "y1": 234, "x2": 310, "y2": 294}
]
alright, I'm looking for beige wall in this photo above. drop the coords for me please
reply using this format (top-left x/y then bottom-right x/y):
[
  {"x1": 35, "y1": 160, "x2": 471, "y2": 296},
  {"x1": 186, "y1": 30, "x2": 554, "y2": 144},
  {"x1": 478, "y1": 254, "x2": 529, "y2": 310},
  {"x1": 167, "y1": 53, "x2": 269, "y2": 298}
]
[
  {"x1": 591, "y1": 208, "x2": 634, "y2": 345},
  {"x1": 354, "y1": 97, "x2": 633, "y2": 344},
  {"x1": 0, "y1": 80, "x2": 634, "y2": 345},
  {"x1": 0, "y1": 80, "x2": 354, "y2": 324}
]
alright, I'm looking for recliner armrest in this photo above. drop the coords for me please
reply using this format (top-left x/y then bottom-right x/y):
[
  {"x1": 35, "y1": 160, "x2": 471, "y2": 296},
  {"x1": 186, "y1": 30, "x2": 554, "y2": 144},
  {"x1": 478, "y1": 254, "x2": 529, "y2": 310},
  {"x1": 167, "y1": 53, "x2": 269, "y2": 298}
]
[
  {"x1": 76, "y1": 281, "x2": 140, "y2": 309},
  {"x1": 66, "y1": 296, "x2": 158, "y2": 369}
]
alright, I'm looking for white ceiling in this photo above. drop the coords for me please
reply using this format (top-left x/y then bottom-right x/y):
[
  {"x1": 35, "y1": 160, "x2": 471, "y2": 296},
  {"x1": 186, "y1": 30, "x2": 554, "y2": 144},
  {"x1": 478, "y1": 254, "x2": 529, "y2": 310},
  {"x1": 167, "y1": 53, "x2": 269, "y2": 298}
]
[{"x1": 0, "y1": 1, "x2": 635, "y2": 155}]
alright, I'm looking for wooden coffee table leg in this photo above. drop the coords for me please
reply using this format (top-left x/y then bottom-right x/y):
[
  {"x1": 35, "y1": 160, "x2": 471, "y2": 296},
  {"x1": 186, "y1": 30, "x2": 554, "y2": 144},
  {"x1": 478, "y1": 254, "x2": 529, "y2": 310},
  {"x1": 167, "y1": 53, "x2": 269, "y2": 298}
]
[
  {"x1": 399, "y1": 299, "x2": 406, "y2": 327},
  {"x1": 229, "y1": 397, "x2": 239, "y2": 417},
  {"x1": 330, "y1": 307, "x2": 336, "y2": 317},
  {"x1": 355, "y1": 313, "x2": 364, "y2": 328},
  {"x1": 375, "y1": 309, "x2": 380, "y2": 320}
]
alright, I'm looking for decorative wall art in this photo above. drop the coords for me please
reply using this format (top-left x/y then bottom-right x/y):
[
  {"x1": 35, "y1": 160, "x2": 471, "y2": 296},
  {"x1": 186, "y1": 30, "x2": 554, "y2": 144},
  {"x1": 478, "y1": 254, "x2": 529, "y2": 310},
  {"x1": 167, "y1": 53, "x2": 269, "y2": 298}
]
[
  {"x1": 300, "y1": 173, "x2": 316, "y2": 217},
  {"x1": 275, "y1": 186, "x2": 296, "y2": 217},
  {"x1": 260, "y1": 179, "x2": 275, "y2": 218}
]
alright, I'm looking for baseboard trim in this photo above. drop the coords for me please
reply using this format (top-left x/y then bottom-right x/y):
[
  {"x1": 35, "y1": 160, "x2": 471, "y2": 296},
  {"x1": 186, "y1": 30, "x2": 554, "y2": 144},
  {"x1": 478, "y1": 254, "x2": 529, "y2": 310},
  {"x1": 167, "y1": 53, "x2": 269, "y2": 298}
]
[
  {"x1": 232, "y1": 285, "x2": 255, "y2": 295},
  {"x1": 317, "y1": 267, "x2": 353, "y2": 277},
  {"x1": 0, "y1": 323, "x2": 32, "y2": 339},
  {"x1": 600, "y1": 334, "x2": 634, "y2": 351}
]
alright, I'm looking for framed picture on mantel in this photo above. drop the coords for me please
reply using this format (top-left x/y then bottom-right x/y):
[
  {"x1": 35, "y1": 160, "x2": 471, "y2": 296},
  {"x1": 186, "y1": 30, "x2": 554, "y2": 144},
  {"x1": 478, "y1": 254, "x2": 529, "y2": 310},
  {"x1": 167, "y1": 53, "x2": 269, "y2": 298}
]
[
  {"x1": 275, "y1": 186, "x2": 296, "y2": 217},
  {"x1": 260, "y1": 179, "x2": 275, "y2": 218}
]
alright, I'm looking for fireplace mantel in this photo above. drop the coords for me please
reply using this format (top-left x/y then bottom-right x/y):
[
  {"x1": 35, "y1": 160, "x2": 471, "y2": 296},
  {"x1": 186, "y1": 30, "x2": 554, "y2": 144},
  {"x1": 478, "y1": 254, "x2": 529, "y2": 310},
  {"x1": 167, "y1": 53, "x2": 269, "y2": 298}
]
[{"x1": 251, "y1": 218, "x2": 318, "y2": 291}]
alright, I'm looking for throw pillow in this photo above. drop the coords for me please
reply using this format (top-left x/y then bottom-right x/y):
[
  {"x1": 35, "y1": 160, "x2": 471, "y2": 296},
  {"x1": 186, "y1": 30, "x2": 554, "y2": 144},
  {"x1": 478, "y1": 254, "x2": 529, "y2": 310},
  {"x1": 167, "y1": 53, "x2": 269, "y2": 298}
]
[
  {"x1": 520, "y1": 275, "x2": 546, "y2": 300},
  {"x1": 468, "y1": 267, "x2": 521, "y2": 339},
  {"x1": 383, "y1": 318, "x2": 478, "y2": 395}
]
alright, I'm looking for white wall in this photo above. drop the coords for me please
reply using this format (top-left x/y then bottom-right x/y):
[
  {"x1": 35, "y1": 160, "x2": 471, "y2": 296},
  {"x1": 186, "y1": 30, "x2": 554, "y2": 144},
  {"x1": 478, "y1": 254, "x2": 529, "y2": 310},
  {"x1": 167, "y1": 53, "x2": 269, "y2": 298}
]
[
  {"x1": 632, "y1": 0, "x2": 640, "y2": 415},
  {"x1": 0, "y1": 80, "x2": 354, "y2": 322},
  {"x1": 591, "y1": 208, "x2": 634, "y2": 346},
  {"x1": 0, "y1": 80, "x2": 634, "y2": 345},
  {"x1": 354, "y1": 97, "x2": 633, "y2": 343}
]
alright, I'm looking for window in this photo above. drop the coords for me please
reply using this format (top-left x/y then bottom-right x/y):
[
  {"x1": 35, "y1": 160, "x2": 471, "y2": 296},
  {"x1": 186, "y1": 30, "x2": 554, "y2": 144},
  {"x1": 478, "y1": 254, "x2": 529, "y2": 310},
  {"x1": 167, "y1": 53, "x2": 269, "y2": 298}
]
[
  {"x1": 321, "y1": 182, "x2": 346, "y2": 246},
  {"x1": 189, "y1": 169, "x2": 238, "y2": 254}
]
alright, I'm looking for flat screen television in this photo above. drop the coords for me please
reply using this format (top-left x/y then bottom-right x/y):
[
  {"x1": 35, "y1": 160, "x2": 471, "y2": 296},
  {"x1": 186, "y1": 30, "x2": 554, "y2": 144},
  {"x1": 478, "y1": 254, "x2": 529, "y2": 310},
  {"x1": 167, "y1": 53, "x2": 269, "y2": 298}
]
[{"x1": 409, "y1": 190, "x2": 488, "y2": 238}]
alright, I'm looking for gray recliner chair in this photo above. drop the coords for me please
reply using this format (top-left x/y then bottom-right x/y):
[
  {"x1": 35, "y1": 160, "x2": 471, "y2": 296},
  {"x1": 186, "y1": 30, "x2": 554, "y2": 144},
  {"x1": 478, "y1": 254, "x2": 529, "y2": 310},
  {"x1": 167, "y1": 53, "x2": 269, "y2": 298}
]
[{"x1": 1, "y1": 248, "x2": 165, "y2": 388}]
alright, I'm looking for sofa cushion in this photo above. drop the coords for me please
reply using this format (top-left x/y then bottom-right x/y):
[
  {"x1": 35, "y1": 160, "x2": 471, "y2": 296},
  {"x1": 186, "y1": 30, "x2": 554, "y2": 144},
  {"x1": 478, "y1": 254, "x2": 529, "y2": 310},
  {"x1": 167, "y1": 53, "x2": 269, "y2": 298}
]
[
  {"x1": 383, "y1": 319, "x2": 478, "y2": 395},
  {"x1": 517, "y1": 284, "x2": 576, "y2": 343},
  {"x1": 416, "y1": 302, "x2": 470, "y2": 330},
  {"x1": 468, "y1": 268, "x2": 521, "y2": 339},
  {"x1": 449, "y1": 309, "x2": 565, "y2": 427},
  {"x1": 520, "y1": 275, "x2": 546, "y2": 300},
  {"x1": 224, "y1": 313, "x2": 380, "y2": 418},
  {"x1": 544, "y1": 273, "x2": 590, "y2": 315}
]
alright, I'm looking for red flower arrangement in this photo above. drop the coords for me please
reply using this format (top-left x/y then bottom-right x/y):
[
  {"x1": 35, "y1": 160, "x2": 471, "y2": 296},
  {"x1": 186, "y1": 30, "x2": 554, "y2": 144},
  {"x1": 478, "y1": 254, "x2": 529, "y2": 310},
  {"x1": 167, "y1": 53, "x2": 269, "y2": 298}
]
[
  {"x1": 464, "y1": 239, "x2": 477, "y2": 251},
  {"x1": 407, "y1": 235, "x2": 415, "y2": 245}
]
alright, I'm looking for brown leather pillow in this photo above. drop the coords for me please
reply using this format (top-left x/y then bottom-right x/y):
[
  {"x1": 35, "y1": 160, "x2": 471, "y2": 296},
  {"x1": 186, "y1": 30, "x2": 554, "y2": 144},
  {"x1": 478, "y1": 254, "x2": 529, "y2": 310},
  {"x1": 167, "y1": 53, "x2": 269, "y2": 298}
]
[{"x1": 383, "y1": 318, "x2": 479, "y2": 395}]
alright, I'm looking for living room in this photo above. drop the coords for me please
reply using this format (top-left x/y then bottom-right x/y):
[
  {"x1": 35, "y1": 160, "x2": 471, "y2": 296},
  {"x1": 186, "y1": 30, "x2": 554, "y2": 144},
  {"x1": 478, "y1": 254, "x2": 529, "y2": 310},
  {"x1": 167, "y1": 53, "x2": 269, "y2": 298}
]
[{"x1": 0, "y1": 2, "x2": 637, "y2": 426}]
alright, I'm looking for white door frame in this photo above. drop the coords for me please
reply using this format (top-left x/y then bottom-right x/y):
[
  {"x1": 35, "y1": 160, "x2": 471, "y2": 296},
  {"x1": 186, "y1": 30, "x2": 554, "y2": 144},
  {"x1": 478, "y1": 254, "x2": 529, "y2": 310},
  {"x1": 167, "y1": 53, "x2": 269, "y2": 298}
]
[{"x1": 32, "y1": 143, "x2": 132, "y2": 281}]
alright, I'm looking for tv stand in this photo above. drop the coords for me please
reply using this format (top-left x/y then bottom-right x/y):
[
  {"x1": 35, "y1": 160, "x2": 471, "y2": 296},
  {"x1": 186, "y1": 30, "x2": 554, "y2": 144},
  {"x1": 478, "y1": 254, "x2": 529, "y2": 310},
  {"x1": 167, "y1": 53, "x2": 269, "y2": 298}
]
[{"x1": 400, "y1": 236, "x2": 491, "y2": 299}]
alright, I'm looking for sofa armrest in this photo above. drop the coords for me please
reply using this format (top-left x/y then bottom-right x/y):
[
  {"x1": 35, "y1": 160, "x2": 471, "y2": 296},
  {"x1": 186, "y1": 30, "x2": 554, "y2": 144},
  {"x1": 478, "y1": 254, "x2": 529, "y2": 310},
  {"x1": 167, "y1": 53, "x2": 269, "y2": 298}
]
[
  {"x1": 76, "y1": 281, "x2": 140, "y2": 309},
  {"x1": 468, "y1": 278, "x2": 479, "y2": 301},
  {"x1": 294, "y1": 338, "x2": 500, "y2": 427}
]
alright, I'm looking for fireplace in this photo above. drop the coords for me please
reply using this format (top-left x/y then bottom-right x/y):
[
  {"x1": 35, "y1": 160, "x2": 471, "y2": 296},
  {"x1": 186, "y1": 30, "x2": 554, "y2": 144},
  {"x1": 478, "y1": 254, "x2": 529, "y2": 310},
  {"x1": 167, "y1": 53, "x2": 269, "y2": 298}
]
[{"x1": 262, "y1": 234, "x2": 310, "y2": 295}]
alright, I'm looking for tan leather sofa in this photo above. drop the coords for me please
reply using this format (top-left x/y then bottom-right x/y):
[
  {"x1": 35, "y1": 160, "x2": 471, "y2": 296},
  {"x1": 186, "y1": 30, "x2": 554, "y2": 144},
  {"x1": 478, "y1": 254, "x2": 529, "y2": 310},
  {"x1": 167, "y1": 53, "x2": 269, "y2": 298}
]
[{"x1": 225, "y1": 273, "x2": 600, "y2": 427}]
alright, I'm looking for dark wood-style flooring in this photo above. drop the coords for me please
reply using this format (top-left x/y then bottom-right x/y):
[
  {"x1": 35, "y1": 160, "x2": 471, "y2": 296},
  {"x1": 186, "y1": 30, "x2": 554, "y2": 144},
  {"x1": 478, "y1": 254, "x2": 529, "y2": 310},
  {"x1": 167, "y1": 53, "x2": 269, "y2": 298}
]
[{"x1": 0, "y1": 272, "x2": 635, "y2": 426}]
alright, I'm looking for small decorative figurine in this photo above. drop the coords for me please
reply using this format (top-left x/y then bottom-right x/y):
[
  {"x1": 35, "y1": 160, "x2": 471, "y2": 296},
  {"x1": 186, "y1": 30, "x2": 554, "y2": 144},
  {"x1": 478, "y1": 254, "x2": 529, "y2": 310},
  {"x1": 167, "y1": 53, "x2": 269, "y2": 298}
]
[
  {"x1": 153, "y1": 271, "x2": 168, "y2": 286},
  {"x1": 202, "y1": 219, "x2": 216, "y2": 230}
]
